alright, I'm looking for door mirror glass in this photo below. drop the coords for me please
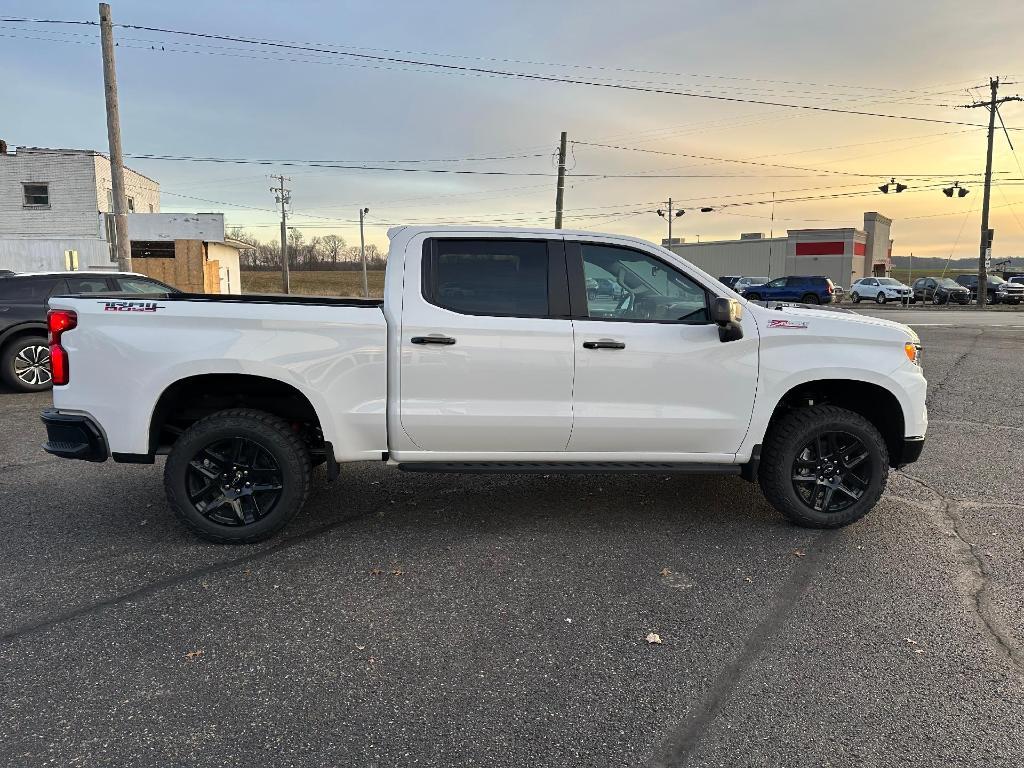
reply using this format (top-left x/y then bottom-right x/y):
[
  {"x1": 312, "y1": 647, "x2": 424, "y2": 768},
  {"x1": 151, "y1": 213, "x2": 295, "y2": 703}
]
[{"x1": 711, "y1": 297, "x2": 743, "y2": 342}]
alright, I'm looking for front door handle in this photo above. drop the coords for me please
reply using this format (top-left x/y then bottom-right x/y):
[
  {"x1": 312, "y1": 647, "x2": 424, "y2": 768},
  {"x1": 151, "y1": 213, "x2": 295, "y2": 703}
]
[
  {"x1": 411, "y1": 335, "x2": 456, "y2": 345},
  {"x1": 583, "y1": 339, "x2": 626, "y2": 350}
]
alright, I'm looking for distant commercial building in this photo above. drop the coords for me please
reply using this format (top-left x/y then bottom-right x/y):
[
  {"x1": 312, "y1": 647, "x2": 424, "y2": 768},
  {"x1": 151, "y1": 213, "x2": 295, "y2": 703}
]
[
  {"x1": 664, "y1": 212, "x2": 893, "y2": 287},
  {"x1": 0, "y1": 142, "x2": 245, "y2": 293}
]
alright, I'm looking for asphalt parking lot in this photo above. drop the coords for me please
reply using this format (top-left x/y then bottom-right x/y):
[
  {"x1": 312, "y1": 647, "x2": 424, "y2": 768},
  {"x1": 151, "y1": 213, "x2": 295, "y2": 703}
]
[{"x1": 1, "y1": 318, "x2": 1022, "y2": 767}]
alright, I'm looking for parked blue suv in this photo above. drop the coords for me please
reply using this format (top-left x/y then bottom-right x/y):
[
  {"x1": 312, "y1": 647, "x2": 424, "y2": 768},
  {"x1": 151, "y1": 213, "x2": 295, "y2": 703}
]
[{"x1": 739, "y1": 275, "x2": 835, "y2": 305}]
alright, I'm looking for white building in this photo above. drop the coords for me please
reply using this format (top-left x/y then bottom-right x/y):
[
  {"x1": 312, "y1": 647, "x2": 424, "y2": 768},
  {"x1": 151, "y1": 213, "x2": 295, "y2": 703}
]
[
  {"x1": 0, "y1": 143, "x2": 244, "y2": 293},
  {"x1": 666, "y1": 212, "x2": 894, "y2": 288}
]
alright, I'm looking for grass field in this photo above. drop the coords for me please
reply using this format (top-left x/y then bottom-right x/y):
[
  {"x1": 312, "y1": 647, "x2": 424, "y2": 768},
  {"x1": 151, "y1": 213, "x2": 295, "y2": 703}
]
[{"x1": 241, "y1": 270, "x2": 385, "y2": 298}]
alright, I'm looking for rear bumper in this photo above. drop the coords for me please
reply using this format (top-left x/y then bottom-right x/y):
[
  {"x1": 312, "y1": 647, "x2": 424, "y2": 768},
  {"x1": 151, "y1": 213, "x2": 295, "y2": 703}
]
[{"x1": 40, "y1": 409, "x2": 108, "y2": 462}]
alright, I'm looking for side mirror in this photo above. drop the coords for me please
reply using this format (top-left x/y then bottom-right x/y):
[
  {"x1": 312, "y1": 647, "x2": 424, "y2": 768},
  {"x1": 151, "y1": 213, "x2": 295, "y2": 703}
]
[{"x1": 711, "y1": 297, "x2": 744, "y2": 342}]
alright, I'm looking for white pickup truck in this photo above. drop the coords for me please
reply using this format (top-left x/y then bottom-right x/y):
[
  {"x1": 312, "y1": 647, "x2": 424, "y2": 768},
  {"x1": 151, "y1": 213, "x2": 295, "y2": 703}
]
[{"x1": 41, "y1": 226, "x2": 927, "y2": 543}]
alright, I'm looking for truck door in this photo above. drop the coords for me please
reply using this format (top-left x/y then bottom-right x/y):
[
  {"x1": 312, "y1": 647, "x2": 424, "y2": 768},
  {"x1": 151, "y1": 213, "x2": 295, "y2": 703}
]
[
  {"x1": 398, "y1": 236, "x2": 575, "y2": 453},
  {"x1": 565, "y1": 241, "x2": 758, "y2": 456}
]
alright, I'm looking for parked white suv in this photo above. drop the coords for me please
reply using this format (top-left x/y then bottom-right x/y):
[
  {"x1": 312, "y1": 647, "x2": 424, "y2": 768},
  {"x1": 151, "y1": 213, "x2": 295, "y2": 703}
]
[
  {"x1": 40, "y1": 226, "x2": 927, "y2": 543},
  {"x1": 850, "y1": 277, "x2": 912, "y2": 304}
]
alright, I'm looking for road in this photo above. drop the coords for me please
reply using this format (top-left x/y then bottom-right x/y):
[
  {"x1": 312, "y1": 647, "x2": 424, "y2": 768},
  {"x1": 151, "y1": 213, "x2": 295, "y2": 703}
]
[{"x1": 1, "y1": 325, "x2": 1022, "y2": 767}]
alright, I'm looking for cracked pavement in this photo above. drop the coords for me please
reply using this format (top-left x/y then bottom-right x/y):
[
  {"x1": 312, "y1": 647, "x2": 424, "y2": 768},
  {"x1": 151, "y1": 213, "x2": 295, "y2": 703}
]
[{"x1": 0, "y1": 325, "x2": 1022, "y2": 767}]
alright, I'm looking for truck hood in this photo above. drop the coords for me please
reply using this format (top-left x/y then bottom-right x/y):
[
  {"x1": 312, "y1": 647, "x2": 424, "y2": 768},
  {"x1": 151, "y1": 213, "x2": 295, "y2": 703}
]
[{"x1": 747, "y1": 302, "x2": 918, "y2": 342}]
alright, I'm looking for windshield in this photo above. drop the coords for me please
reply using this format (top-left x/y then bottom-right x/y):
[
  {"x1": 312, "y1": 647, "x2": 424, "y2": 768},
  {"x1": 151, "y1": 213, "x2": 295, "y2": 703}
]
[
  {"x1": 938, "y1": 278, "x2": 960, "y2": 288},
  {"x1": 877, "y1": 278, "x2": 901, "y2": 286},
  {"x1": 990, "y1": 275, "x2": 1006, "y2": 285}
]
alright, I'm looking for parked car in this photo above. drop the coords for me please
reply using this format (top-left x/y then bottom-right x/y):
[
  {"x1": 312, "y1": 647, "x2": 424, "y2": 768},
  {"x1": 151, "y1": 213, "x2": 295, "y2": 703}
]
[
  {"x1": 954, "y1": 274, "x2": 1024, "y2": 304},
  {"x1": 849, "y1": 277, "x2": 912, "y2": 304},
  {"x1": 40, "y1": 226, "x2": 926, "y2": 543},
  {"x1": 733, "y1": 276, "x2": 768, "y2": 293},
  {"x1": 911, "y1": 277, "x2": 971, "y2": 305},
  {"x1": 0, "y1": 271, "x2": 177, "y2": 392},
  {"x1": 719, "y1": 275, "x2": 742, "y2": 289},
  {"x1": 1009, "y1": 276, "x2": 1024, "y2": 286},
  {"x1": 739, "y1": 275, "x2": 835, "y2": 304},
  {"x1": 831, "y1": 285, "x2": 846, "y2": 303}
]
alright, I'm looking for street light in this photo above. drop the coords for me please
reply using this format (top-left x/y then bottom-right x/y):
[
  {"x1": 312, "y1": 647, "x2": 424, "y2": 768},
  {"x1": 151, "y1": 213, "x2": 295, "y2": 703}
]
[
  {"x1": 943, "y1": 182, "x2": 970, "y2": 198},
  {"x1": 878, "y1": 177, "x2": 908, "y2": 194}
]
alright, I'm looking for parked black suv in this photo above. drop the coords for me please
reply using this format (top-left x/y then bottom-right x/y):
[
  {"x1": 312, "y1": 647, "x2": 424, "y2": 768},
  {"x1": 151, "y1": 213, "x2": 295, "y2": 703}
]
[
  {"x1": 0, "y1": 271, "x2": 177, "y2": 392},
  {"x1": 954, "y1": 273, "x2": 1024, "y2": 305},
  {"x1": 911, "y1": 277, "x2": 971, "y2": 305}
]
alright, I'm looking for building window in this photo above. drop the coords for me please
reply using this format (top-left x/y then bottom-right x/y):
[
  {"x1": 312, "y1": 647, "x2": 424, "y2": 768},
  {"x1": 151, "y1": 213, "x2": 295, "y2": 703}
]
[
  {"x1": 127, "y1": 196, "x2": 135, "y2": 212},
  {"x1": 148, "y1": 203, "x2": 154, "y2": 213},
  {"x1": 130, "y1": 240, "x2": 176, "y2": 259},
  {"x1": 23, "y1": 183, "x2": 49, "y2": 207},
  {"x1": 106, "y1": 189, "x2": 113, "y2": 211}
]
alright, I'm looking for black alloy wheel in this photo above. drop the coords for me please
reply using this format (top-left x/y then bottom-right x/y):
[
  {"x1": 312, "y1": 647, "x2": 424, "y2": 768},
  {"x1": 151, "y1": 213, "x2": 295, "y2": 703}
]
[
  {"x1": 185, "y1": 437, "x2": 284, "y2": 526},
  {"x1": 790, "y1": 431, "x2": 872, "y2": 514},
  {"x1": 801, "y1": 293, "x2": 820, "y2": 304}
]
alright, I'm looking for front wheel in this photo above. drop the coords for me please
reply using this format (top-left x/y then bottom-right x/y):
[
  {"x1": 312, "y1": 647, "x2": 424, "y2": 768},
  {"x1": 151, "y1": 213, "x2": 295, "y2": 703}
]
[
  {"x1": 932, "y1": 292, "x2": 943, "y2": 305},
  {"x1": 759, "y1": 405, "x2": 888, "y2": 528},
  {"x1": 876, "y1": 292, "x2": 887, "y2": 304},
  {"x1": 164, "y1": 408, "x2": 312, "y2": 543},
  {"x1": 1, "y1": 336, "x2": 52, "y2": 392},
  {"x1": 851, "y1": 292, "x2": 861, "y2": 304}
]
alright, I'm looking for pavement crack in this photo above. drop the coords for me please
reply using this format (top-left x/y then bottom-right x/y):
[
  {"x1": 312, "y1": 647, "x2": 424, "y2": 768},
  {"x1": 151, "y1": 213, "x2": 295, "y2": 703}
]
[
  {"x1": 651, "y1": 530, "x2": 839, "y2": 768},
  {"x1": 927, "y1": 327, "x2": 983, "y2": 398},
  {"x1": 897, "y1": 471, "x2": 1024, "y2": 673}
]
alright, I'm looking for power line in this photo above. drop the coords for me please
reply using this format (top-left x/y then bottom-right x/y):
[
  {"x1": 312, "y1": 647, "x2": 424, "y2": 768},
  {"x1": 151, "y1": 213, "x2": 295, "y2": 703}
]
[{"x1": 0, "y1": 16, "x2": 1006, "y2": 130}]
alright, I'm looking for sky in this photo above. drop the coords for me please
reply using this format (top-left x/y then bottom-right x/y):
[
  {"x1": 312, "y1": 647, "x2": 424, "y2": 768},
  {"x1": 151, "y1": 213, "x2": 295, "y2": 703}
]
[{"x1": 3, "y1": 0, "x2": 1024, "y2": 260}]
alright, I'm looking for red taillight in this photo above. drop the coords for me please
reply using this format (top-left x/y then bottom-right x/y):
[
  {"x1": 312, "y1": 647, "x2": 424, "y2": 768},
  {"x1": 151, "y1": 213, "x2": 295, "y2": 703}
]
[{"x1": 47, "y1": 310, "x2": 77, "y2": 386}]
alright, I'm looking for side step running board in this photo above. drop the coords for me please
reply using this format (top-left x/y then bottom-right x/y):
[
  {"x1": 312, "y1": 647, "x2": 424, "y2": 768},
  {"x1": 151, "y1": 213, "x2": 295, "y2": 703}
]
[{"x1": 396, "y1": 461, "x2": 743, "y2": 475}]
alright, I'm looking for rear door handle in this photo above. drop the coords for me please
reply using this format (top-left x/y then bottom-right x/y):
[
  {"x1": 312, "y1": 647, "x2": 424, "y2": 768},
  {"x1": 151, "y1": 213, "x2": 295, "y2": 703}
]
[
  {"x1": 411, "y1": 335, "x2": 456, "y2": 345},
  {"x1": 583, "y1": 339, "x2": 626, "y2": 350}
]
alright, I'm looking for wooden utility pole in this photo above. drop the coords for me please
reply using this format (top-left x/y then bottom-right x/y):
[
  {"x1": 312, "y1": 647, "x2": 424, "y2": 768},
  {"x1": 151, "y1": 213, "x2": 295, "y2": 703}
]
[
  {"x1": 554, "y1": 131, "x2": 567, "y2": 229},
  {"x1": 98, "y1": 3, "x2": 131, "y2": 272},
  {"x1": 958, "y1": 77, "x2": 1023, "y2": 308},
  {"x1": 271, "y1": 175, "x2": 291, "y2": 294}
]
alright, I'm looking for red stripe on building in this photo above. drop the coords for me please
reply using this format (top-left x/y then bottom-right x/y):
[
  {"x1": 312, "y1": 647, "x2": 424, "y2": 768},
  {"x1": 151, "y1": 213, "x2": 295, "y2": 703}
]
[
  {"x1": 854, "y1": 242, "x2": 866, "y2": 256},
  {"x1": 795, "y1": 241, "x2": 845, "y2": 256}
]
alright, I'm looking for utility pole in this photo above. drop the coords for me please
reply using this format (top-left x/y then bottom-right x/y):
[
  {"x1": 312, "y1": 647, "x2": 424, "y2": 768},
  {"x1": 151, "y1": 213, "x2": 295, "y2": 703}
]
[
  {"x1": 359, "y1": 207, "x2": 369, "y2": 298},
  {"x1": 958, "y1": 77, "x2": 1023, "y2": 308},
  {"x1": 656, "y1": 198, "x2": 685, "y2": 246},
  {"x1": 554, "y1": 131, "x2": 567, "y2": 229},
  {"x1": 271, "y1": 175, "x2": 291, "y2": 294},
  {"x1": 98, "y1": 3, "x2": 131, "y2": 272}
]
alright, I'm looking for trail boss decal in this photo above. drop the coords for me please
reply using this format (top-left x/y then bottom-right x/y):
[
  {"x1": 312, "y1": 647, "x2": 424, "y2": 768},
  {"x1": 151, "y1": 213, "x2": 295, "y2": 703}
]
[
  {"x1": 767, "y1": 319, "x2": 809, "y2": 329},
  {"x1": 102, "y1": 301, "x2": 164, "y2": 313}
]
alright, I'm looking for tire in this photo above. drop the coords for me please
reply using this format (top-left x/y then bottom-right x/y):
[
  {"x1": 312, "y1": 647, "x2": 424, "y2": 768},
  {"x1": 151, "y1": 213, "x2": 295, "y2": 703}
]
[
  {"x1": 164, "y1": 408, "x2": 312, "y2": 544},
  {"x1": 851, "y1": 292, "x2": 861, "y2": 304},
  {"x1": 745, "y1": 293, "x2": 762, "y2": 301},
  {"x1": 801, "y1": 293, "x2": 820, "y2": 305},
  {"x1": 931, "y1": 292, "x2": 943, "y2": 305},
  {"x1": 759, "y1": 405, "x2": 888, "y2": 529},
  {"x1": 876, "y1": 292, "x2": 887, "y2": 304},
  {"x1": 1, "y1": 335, "x2": 52, "y2": 392}
]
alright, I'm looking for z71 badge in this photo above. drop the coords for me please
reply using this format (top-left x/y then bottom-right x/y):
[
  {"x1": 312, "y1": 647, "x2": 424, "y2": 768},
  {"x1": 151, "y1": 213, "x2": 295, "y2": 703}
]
[
  {"x1": 102, "y1": 301, "x2": 164, "y2": 313},
  {"x1": 767, "y1": 318, "x2": 808, "y2": 329}
]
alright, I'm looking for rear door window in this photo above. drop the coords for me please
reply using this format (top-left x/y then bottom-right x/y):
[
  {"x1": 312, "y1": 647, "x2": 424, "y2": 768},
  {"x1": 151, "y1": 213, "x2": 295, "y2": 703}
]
[
  {"x1": 0, "y1": 277, "x2": 60, "y2": 303},
  {"x1": 116, "y1": 277, "x2": 171, "y2": 293},
  {"x1": 424, "y1": 239, "x2": 553, "y2": 317},
  {"x1": 65, "y1": 276, "x2": 113, "y2": 293}
]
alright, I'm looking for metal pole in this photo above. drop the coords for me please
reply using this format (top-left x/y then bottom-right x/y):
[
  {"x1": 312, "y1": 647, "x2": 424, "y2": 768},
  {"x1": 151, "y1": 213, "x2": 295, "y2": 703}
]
[
  {"x1": 554, "y1": 131, "x2": 567, "y2": 229},
  {"x1": 977, "y1": 77, "x2": 999, "y2": 309},
  {"x1": 359, "y1": 208, "x2": 369, "y2": 298},
  {"x1": 275, "y1": 175, "x2": 290, "y2": 294},
  {"x1": 98, "y1": 3, "x2": 131, "y2": 272}
]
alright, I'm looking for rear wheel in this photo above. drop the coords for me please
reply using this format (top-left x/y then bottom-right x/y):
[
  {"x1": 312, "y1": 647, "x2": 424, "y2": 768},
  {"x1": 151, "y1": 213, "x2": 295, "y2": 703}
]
[
  {"x1": 759, "y1": 405, "x2": 888, "y2": 528},
  {"x1": 801, "y1": 293, "x2": 819, "y2": 304},
  {"x1": 1, "y1": 335, "x2": 52, "y2": 392},
  {"x1": 164, "y1": 408, "x2": 312, "y2": 544}
]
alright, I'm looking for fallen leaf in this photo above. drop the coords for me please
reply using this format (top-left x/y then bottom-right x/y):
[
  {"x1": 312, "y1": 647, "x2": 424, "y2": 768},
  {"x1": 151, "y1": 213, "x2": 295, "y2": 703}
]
[
  {"x1": 792, "y1": 549, "x2": 806, "y2": 558},
  {"x1": 184, "y1": 649, "x2": 204, "y2": 660},
  {"x1": 355, "y1": 645, "x2": 366, "y2": 651},
  {"x1": 370, "y1": 568, "x2": 383, "y2": 576},
  {"x1": 906, "y1": 638, "x2": 919, "y2": 646},
  {"x1": 913, "y1": 648, "x2": 925, "y2": 654},
  {"x1": 646, "y1": 632, "x2": 663, "y2": 645},
  {"x1": 391, "y1": 568, "x2": 404, "y2": 576},
  {"x1": 659, "y1": 567, "x2": 673, "y2": 577},
  {"x1": 744, "y1": 576, "x2": 753, "y2": 583}
]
